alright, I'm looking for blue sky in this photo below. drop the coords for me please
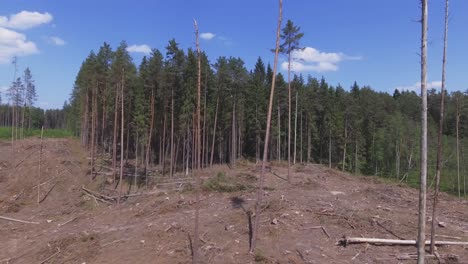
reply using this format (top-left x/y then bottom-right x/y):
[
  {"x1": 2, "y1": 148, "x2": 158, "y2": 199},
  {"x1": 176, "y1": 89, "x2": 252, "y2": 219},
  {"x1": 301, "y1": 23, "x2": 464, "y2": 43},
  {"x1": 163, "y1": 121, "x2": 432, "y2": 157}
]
[{"x1": 0, "y1": 0, "x2": 467, "y2": 109}]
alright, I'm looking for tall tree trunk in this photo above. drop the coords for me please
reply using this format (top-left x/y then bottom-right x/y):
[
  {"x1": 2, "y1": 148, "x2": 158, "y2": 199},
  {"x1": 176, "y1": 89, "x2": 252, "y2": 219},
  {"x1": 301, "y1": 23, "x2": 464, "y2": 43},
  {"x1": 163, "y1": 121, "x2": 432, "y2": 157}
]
[
  {"x1": 162, "y1": 111, "x2": 167, "y2": 174},
  {"x1": 231, "y1": 100, "x2": 236, "y2": 167},
  {"x1": 134, "y1": 131, "x2": 139, "y2": 191},
  {"x1": 251, "y1": 0, "x2": 282, "y2": 252},
  {"x1": 430, "y1": 0, "x2": 449, "y2": 253},
  {"x1": 328, "y1": 126, "x2": 332, "y2": 168},
  {"x1": 118, "y1": 68, "x2": 125, "y2": 205},
  {"x1": 354, "y1": 137, "x2": 358, "y2": 175},
  {"x1": 456, "y1": 99, "x2": 460, "y2": 197},
  {"x1": 294, "y1": 89, "x2": 298, "y2": 165},
  {"x1": 300, "y1": 111, "x2": 303, "y2": 164},
  {"x1": 210, "y1": 96, "x2": 219, "y2": 167},
  {"x1": 193, "y1": 20, "x2": 202, "y2": 264},
  {"x1": 287, "y1": 49, "x2": 292, "y2": 182},
  {"x1": 170, "y1": 86, "x2": 174, "y2": 177},
  {"x1": 112, "y1": 84, "x2": 119, "y2": 182},
  {"x1": 145, "y1": 88, "x2": 155, "y2": 178},
  {"x1": 90, "y1": 82, "x2": 97, "y2": 179},
  {"x1": 277, "y1": 104, "x2": 281, "y2": 161},
  {"x1": 342, "y1": 120, "x2": 347, "y2": 172},
  {"x1": 101, "y1": 88, "x2": 106, "y2": 151},
  {"x1": 396, "y1": 140, "x2": 400, "y2": 179},
  {"x1": 417, "y1": 0, "x2": 428, "y2": 262},
  {"x1": 307, "y1": 115, "x2": 311, "y2": 163}
]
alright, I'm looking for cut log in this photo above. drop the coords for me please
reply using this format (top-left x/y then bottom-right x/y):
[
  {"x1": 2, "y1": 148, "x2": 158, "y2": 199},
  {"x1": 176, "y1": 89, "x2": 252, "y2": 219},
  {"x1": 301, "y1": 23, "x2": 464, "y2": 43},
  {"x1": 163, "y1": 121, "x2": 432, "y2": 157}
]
[{"x1": 338, "y1": 236, "x2": 468, "y2": 246}]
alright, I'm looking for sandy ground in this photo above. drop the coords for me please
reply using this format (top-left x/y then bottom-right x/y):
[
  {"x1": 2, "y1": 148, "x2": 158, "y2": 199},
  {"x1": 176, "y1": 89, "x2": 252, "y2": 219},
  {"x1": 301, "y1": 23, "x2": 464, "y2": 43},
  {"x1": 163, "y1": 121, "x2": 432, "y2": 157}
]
[{"x1": 1, "y1": 138, "x2": 468, "y2": 264}]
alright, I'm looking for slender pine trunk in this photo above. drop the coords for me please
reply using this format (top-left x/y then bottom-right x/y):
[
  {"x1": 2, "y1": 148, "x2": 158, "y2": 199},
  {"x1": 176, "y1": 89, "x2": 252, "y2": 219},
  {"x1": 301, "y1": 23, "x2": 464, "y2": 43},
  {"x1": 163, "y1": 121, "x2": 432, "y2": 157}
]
[{"x1": 417, "y1": 1, "x2": 428, "y2": 262}]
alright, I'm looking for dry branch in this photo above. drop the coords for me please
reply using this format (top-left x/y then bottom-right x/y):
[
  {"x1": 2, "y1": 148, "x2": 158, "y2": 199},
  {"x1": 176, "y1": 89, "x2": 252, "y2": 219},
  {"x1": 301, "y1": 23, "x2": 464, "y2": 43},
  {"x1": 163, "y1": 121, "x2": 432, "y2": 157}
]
[
  {"x1": 58, "y1": 216, "x2": 78, "y2": 227},
  {"x1": 0, "y1": 215, "x2": 39, "y2": 224},
  {"x1": 338, "y1": 236, "x2": 468, "y2": 246},
  {"x1": 39, "y1": 182, "x2": 58, "y2": 203},
  {"x1": 39, "y1": 247, "x2": 60, "y2": 264}
]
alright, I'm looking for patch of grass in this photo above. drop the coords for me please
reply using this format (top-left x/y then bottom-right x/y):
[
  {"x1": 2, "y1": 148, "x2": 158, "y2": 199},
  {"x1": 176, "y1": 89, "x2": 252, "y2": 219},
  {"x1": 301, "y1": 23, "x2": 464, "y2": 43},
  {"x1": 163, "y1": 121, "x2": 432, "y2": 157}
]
[
  {"x1": 254, "y1": 250, "x2": 267, "y2": 262},
  {"x1": 203, "y1": 172, "x2": 253, "y2": 193},
  {"x1": 0, "y1": 127, "x2": 74, "y2": 139}
]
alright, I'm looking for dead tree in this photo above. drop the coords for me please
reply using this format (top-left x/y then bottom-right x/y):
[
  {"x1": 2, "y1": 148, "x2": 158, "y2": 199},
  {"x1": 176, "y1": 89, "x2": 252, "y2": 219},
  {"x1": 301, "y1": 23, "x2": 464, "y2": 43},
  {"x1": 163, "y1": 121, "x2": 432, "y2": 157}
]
[
  {"x1": 250, "y1": 0, "x2": 282, "y2": 253},
  {"x1": 193, "y1": 19, "x2": 202, "y2": 264},
  {"x1": 417, "y1": 0, "x2": 428, "y2": 263},
  {"x1": 430, "y1": 0, "x2": 449, "y2": 254}
]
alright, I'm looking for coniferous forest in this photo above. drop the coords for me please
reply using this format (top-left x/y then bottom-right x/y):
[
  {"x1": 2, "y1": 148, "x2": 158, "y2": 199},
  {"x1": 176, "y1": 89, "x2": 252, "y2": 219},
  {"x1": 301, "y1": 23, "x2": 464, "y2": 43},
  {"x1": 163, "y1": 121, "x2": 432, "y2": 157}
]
[{"x1": 65, "y1": 38, "x2": 468, "y2": 196}]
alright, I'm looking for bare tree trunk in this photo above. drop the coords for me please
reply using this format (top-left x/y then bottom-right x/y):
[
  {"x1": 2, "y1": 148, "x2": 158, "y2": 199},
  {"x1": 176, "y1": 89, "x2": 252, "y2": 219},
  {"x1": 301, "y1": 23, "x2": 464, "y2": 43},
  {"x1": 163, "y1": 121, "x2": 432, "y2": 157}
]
[
  {"x1": 300, "y1": 111, "x2": 303, "y2": 164},
  {"x1": 417, "y1": 1, "x2": 428, "y2": 262},
  {"x1": 328, "y1": 127, "x2": 332, "y2": 168},
  {"x1": 118, "y1": 69, "x2": 125, "y2": 205},
  {"x1": 277, "y1": 104, "x2": 281, "y2": 161},
  {"x1": 342, "y1": 120, "x2": 347, "y2": 171},
  {"x1": 112, "y1": 84, "x2": 119, "y2": 182},
  {"x1": 210, "y1": 96, "x2": 219, "y2": 167},
  {"x1": 354, "y1": 137, "x2": 358, "y2": 175},
  {"x1": 307, "y1": 115, "x2": 311, "y2": 163},
  {"x1": 170, "y1": 86, "x2": 174, "y2": 177},
  {"x1": 134, "y1": 131, "x2": 138, "y2": 191},
  {"x1": 294, "y1": 89, "x2": 298, "y2": 165},
  {"x1": 231, "y1": 101, "x2": 236, "y2": 167},
  {"x1": 287, "y1": 51, "x2": 292, "y2": 182},
  {"x1": 90, "y1": 82, "x2": 97, "y2": 180},
  {"x1": 456, "y1": 99, "x2": 460, "y2": 197},
  {"x1": 162, "y1": 111, "x2": 167, "y2": 174},
  {"x1": 251, "y1": 0, "x2": 282, "y2": 252},
  {"x1": 396, "y1": 140, "x2": 400, "y2": 179},
  {"x1": 193, "y1": 20, "x2": 202, "y2": 264},
  {"x1": 430, "y1": 0, "x2": 449, "y2": 254},
  {"x1": 101, "y1": 89, "x2": 106, "y2": 151},
  {"x1": 202, "y1": 71, "x2": 207, "y2": 168},
  {"x1": 145, "y1": 89, "x2": 155, "y2": 178}
]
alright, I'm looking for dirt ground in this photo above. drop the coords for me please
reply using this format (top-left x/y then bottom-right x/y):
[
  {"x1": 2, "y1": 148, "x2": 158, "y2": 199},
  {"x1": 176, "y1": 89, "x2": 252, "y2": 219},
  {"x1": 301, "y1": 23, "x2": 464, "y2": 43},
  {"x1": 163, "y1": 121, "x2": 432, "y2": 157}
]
[{"x1": 1, "y1": 138, "x2": 468, "y2": 264}]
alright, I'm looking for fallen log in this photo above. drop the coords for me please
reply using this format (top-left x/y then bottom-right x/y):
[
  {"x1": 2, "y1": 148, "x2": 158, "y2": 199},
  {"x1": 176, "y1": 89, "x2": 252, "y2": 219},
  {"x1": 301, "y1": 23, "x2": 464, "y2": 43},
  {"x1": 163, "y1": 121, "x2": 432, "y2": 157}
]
[
  {"x1": 0, "y1": 215, "x2": 39, "y2": 224},
  {"x1": 338, "y1": 236, "x2": 468, "y2": 246}
]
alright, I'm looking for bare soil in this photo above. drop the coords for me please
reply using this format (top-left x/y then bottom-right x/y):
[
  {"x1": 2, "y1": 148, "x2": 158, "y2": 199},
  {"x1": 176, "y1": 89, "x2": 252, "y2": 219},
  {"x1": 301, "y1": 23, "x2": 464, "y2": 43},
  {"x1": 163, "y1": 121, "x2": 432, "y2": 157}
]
[{"x1": 1, "y1": 138, "x2": 468, "y2": 263}]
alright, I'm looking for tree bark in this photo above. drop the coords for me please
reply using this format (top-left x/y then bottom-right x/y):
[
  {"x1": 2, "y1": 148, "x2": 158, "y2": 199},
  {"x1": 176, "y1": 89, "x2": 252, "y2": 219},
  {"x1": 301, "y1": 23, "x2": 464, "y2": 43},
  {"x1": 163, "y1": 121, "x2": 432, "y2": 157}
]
[
  {"x1": 145, "y1": 88, "x2": 155, "y2": 179},
  {"x1": 250, "y1": 0, "x2": 282, "y2": 252},
  {"x1": 417, "y1": 1, "x2": 428, "y2": 263},
  {"x1": 112, "y1": 84, "x2": 119, "y2": 182},
  {"x1": 193, "y1": 20, "x2": 202, "y2": 264},
  {"x1": 287, "y1": 48, "x2": 292, "y2": 183},
  {"x1": 430, "y1": 0, "x2": 449, "y2": 254},
  {"x1": 210, "y1": 96, "x2": 219, "y2": 167},
  {"x1": 118, "y1": 68, "x2": 125, "y2": 205},
  {"x1": 294, "y1": 89, "x2": 298, "y2": 165}
]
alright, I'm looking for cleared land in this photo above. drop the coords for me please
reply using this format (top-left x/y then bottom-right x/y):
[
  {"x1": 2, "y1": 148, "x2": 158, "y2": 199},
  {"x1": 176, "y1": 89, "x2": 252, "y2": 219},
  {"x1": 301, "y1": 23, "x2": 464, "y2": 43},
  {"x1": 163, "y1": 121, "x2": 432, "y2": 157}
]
[{"x1": 1, "y1": 138, "x2": 467, "y2": 263}]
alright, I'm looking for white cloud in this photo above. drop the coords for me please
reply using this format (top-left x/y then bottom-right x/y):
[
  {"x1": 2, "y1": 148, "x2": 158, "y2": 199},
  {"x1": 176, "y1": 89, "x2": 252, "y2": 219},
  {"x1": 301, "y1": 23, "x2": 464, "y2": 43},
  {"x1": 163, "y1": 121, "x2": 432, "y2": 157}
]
[
  {"x1": 200, "y1": 32, "x2": 215, "y2": 40},
  {"x1": 47, "y1": 36, "x2": 66, "y2": 46},
  {"x1": 281, "y1": 47, "x2": 362, "y2": 73},
  {"x1": 126, "y1": 44, "x2": 151, "y2": 54},
  {"x1": 395, "y1": 81, "x2": 442, "y2": 92},
  {"x1": 0, "y1": 11, "x2": 53, "y2": 30},
  {"x1": 0, "y1": 27, "x2": 39, "y2": 64},
  {"x1": 0, "y1": 85, "x2": 8, "y2": 92}
]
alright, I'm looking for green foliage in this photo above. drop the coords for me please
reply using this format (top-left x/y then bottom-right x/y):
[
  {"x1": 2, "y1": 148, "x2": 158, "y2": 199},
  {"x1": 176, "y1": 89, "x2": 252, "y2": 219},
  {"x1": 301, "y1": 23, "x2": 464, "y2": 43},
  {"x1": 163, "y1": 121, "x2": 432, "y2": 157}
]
[{"x1": 202, "y1": 172, "x2": 254, "y2": 193}]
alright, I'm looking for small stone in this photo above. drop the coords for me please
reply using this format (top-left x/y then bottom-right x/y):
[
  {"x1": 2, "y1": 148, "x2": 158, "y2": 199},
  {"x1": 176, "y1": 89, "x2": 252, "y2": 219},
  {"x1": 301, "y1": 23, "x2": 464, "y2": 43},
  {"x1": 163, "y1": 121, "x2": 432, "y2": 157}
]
[
  {"x1": 271, "y1": 218, "x2": 279, "y2": 225},
  {"x1": 438, "y1": 222, "x2": 447, "y2": 227}
]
